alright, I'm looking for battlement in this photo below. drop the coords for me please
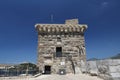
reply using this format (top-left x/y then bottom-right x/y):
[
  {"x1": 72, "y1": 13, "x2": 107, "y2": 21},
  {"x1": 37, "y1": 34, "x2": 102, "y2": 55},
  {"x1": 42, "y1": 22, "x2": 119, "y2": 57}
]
[{"x1": 35, "y1": 19, "x2": 88, "y2": 34}]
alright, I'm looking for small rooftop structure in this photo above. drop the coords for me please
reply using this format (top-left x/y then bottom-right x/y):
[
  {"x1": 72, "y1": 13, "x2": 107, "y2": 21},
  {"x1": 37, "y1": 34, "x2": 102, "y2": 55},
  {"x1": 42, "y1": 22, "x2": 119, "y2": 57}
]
[{"x1": 65, "y1": 19, "x2": 79, "y2": 24}]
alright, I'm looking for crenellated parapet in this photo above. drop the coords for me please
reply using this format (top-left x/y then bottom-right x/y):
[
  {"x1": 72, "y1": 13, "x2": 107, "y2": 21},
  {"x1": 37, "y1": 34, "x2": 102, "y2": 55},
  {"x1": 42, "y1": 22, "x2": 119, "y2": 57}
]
[{"x1": 35, "y1": 24, "x2": 87, "y2": 34}]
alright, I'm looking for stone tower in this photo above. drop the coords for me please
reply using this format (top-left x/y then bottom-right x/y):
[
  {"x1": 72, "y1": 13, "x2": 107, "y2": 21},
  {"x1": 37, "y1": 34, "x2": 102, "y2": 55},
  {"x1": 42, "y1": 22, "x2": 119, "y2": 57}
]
[{"x1": 35, "y1": 19, "x2": 88, "y2": 74}]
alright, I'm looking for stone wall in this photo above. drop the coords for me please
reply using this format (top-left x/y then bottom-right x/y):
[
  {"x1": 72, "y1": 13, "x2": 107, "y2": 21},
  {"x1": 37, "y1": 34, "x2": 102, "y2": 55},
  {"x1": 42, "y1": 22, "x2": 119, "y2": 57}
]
[
  {"x1": 81, "y1": 59, "x2": 120, "y2": 80},
  {"x1": 37, "y1": 34, "x2": 86, "y2": 74}
]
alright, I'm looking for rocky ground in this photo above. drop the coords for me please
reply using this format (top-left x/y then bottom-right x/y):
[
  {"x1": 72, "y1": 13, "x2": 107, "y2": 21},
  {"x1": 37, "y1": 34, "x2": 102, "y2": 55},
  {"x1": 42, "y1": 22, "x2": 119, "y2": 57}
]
[{"x1": 0, "y1": 74, "x2": 103, "y2": 80}]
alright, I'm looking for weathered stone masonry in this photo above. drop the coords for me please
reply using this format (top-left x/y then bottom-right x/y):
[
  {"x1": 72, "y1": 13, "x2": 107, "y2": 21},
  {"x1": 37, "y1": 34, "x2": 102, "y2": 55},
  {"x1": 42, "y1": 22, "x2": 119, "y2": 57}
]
[{"x1": 35, "y1": 19, "x2": 88, "y2": 74}]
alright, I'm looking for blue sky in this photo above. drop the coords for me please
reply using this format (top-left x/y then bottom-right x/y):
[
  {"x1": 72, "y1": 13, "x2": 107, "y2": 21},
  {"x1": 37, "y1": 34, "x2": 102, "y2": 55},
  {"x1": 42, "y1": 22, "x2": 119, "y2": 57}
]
[{"x1": 0, "y1": 0, "x2": 120, "y2": 64}]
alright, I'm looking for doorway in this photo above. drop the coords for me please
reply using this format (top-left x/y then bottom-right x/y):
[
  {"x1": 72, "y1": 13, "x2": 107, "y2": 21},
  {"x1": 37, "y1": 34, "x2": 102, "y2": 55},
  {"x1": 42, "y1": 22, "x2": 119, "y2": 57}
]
[{"x1": 44, "y1": 65, "x2": 51, "y2": 74}]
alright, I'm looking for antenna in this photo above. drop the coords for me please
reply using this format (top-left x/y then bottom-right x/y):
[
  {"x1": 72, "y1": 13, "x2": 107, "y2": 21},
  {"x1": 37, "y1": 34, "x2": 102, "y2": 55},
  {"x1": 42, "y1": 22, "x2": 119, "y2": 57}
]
[{"x1": 51, "y1": 14, "x2": 53, "y2": 23}]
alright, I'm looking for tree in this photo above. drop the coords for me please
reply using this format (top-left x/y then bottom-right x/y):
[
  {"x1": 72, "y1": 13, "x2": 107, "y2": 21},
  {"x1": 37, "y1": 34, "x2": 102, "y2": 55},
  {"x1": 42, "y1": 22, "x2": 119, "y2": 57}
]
[{"x1": 17, "y1": 62, "x2": 39, "y2": 75}]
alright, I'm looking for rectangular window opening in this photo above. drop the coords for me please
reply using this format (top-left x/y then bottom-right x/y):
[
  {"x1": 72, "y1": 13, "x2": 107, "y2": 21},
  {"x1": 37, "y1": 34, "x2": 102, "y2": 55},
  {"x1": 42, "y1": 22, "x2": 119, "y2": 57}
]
[{"x1": 56, "y1": 47, "x2": 62, "y2": 57}]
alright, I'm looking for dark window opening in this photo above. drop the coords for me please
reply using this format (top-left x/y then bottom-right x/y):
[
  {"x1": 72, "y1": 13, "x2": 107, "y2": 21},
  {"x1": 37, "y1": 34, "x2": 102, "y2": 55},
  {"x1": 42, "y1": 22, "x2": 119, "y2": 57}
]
[
  {"x1": 44, "y1": 65, "x2": 51, "y2": 74},
  {"x1": 44, "y1": 57, "x2": 52, "y2": 59},
  {"x1": 56, "y1": 47, "x2": 62, "y2": 57}
]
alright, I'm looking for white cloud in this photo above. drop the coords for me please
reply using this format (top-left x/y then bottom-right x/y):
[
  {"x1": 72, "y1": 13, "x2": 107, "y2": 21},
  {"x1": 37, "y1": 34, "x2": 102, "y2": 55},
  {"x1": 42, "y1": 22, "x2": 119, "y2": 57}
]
[{"x1": 101, "y1": 2, "x2": 109, "y2": 8}]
